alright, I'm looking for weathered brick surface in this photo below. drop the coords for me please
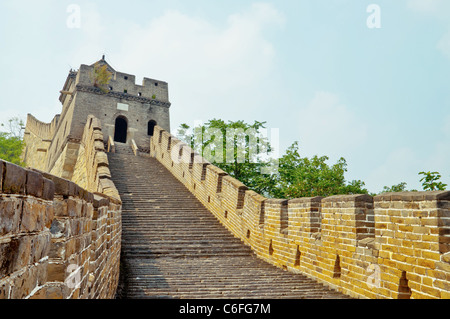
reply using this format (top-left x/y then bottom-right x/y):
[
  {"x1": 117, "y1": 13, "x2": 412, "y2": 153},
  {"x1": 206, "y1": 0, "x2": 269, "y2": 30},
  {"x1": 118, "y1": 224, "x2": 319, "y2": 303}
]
[
  {"x1": 3, "y1": 162, "x2": 26, "y2": 195},
  {"x1": 72, "y1": 115, "x2": 120, "y2": 201},
  {"x1": 0, "y1": 125, "x2": 121, "y2": 299},
  {"x1": 150, "y1": 124, "x2": 450, "y2": 299}
]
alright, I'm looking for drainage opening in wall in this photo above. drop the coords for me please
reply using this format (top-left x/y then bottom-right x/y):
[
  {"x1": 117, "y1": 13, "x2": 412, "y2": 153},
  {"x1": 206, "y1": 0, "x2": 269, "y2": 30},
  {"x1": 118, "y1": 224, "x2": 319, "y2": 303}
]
[
  {"x1": 269, "y1": 240, "x2": 274, "y2": 256},
  {"x1": 398, "y1": 271, "x2": 412, "y2": 299},
  {"x1": 294, "y1": 245, "x2": 301, "y2": 267},
  {"x1": 333, "y1": 255, "x2": 341, "y2": 278}
]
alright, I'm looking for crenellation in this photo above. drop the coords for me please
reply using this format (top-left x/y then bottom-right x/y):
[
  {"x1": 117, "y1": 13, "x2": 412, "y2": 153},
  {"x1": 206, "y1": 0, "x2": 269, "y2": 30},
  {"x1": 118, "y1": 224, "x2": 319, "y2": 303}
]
[
  {"x1": 288, "y1": 197, "x2": 323, "y2": 246},
  {"x1": 149, "y1": 124, "x2": 450, "y2": 299},
  {"x1": 24, "y1": 58, "x2": 171, "y2": 178}
]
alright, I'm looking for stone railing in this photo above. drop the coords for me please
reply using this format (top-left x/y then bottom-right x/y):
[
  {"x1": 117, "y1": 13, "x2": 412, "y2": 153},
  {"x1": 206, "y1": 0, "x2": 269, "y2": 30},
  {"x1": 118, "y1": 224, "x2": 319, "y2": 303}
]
[
  {"x1": 107, "y1": 136, "x2": 115, "y2": 154},
  {"x1": 71, "y1": 115, "x2": 120, "y2": 201},
  {"x1": 150, "y1": 125, "x2": 450, "y2": 299},
  {"x1": 23, "y1": 113, "x2": 59, "y2": 141},
  {"x1": 131, "y1": 139, "x2": 139, "y2": 156},
  {"x1": 0, "y1": 160, "x2": 121, "y2": 299}
]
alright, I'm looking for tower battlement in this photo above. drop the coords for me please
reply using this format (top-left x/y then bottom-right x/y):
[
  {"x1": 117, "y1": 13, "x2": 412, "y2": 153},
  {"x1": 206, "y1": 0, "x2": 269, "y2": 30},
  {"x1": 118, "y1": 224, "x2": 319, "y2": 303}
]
[
  {"x1": 23, "y1": 57, "x2": 171, "y2": 180},
  {"x1": 71, "y1": 60, "x2": 169, "y2": 103}
]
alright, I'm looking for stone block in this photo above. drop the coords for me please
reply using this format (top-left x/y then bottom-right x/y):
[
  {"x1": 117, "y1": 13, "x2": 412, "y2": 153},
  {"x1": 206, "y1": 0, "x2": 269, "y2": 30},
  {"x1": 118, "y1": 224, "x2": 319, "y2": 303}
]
[
  {"x1": 49, "y1": 240, "x2": 66, "y2": 259},
  {"x1": 50, "y1": 219, "x2": 67, "y2": 239},
  {"x1": 0, "y1": 239, "x2": 18, "y2": 277},
  {"x1": 0, "y1": 196, "x2": 22, "y2": 236},
  {"x1": 442, "y1": 251, "x2": 450, "y2": 263},
  {"x1": 65, "y1": 238, "x2": 76, "y2": 257},
  {"x1": 67, "y1": 198, "x2": 82, "y2": 218},
  {"x1": 42, "y1": 178, "x2": 55, "y2": 201},
  {"x1": 0, "y1": 237, "x2": 31, "y2": 276},
  {"x1": 21, "y1": 199, "x2": 47, "y2": 233},
  {"x1": 73, "y1": 184, "x2": 85, "y2": 199},
  {"x1": 82, "y1": 189, "x2": 93, "y2": 204},
  {"x1": 3, "y1": 162, "x2": 26, "y2": 194},
  {"x1": 40, "y1": 172, "x2": 75, "y2": 197},
  {"x1": 93, "y1": 194, "x2": 109, "y2": 209},
  {"x1": 26, "y1": 170, "x2": 43, "y2": 198},
  {"x1": 436, "y1": 261, "x2": 450, "y2": 272},
  {"x1": 47, "y1": 262, "x2": 66, "y2": 282},
  {"x1": 53, "y1": 197, "x2": 68, "y2": 217}
]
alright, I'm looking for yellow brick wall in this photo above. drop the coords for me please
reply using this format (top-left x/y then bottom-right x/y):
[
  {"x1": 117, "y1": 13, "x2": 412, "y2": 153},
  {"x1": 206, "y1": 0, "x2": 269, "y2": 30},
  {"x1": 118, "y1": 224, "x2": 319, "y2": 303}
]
[{"x1": 150, "y1": 125, "x2": 450, "y2": 299}]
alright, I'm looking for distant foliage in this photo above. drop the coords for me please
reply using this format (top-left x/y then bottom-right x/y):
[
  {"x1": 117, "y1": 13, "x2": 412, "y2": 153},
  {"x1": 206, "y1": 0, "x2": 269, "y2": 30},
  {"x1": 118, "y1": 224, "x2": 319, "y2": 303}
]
[
  {"x1": 177, "y1": 120, "x2": 368, "y2": 198},
  {"x1": 177, "y1": 119, "x2": 450, "y2": 197},
  {"x1": 178, "y1": 119, "x2": 277, "y2": 196},
  {"x1": 381, "y1": 182, "x2": 408, "y2": 194},
  {"x1": 380, "y1": 171, "x2": 448, "y2": 194},
  {"x1": 272, "y1": 141, "x2": 369, "y2": 199},
  {"x1": 419, "y1": 171, "x2": 447, "y2": 191},
  {"x1": 0, "y1": 117, "x2": 25, "y2": 166}
]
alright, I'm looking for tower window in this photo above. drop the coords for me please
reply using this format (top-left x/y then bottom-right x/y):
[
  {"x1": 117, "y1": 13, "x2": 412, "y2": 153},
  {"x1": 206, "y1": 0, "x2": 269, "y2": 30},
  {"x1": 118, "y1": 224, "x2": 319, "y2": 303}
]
[
  {"x1": 109, "y1": 86, "x2": 113, "y2": 91},
  {"x1": 124, "y1": 89, "x2": 128, "y2": 93},
  {"x1": 124, "y1": 76, "x2": 128, "y2": 80},
  {"x1": 154, "y1": 83, "x2": 158, "y2": 86},
  {"x1": 138, "y1": 92, "x2": 142, "y2": 96}
]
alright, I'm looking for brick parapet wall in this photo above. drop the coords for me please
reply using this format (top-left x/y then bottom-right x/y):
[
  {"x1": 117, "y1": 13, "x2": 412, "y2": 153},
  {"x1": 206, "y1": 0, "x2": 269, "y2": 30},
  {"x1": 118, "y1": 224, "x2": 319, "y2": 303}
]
[
  {"x1": 22, "y1": 114, "x2": 61, "y2": 172},
  {"x1": 24, "y1": 113, "x2": 60, "y2": 141},
  {"x1": 72, "y1": 115, "x2": 120, "y2": 201},
  {"x1": 0, "y1": 157, "x2": 121, "y2": 298},
  {"x1": 150, "y1": 125, "x2": 450, "y2": 299}
]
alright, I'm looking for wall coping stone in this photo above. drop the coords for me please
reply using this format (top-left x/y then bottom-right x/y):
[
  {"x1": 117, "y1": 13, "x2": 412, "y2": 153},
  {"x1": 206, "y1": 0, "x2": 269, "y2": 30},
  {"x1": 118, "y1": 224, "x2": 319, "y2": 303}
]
[
  {"x1": 322, "y1": 194, "x2": 373, "y2": 203},
  {"x1": 289, "y1": 197, "x2": 323, "y2": 204},
  {"x1": 31, "y1": 168, "x2": 93, "y2": 203},
  {"x1": 374, "y1": 190, "x2": 450, "y2": 202}
]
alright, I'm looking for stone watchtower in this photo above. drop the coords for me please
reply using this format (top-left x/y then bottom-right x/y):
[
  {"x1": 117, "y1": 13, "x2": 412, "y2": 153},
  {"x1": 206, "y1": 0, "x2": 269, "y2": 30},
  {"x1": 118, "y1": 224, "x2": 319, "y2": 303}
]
[
  {"x1": 23, "y1": 57, "x2": 171, "y2": 179},
  {"x1": 62, "y1": 56, "x2": 171, "y2": 146}
]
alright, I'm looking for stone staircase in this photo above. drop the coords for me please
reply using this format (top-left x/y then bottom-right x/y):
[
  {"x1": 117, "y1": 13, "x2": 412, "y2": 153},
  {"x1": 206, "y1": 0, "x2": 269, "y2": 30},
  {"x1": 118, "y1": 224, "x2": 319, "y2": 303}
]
[{"x1": 108, "y1": 142, "x2": 351, "y2": 299}]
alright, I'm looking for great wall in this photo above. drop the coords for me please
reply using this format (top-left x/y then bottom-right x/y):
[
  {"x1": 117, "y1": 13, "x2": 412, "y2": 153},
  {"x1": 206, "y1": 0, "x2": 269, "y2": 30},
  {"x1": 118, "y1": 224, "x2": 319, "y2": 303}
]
[{"x1": 0, "y1": 58, "x2": 449, "y2": 299}]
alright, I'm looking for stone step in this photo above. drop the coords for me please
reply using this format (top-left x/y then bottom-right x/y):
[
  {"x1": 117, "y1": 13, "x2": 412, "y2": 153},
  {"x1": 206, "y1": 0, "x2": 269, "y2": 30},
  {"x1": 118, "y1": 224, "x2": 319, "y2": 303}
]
[{"x1": 108, "y1": 151, "x2": 351, "y2": 299}]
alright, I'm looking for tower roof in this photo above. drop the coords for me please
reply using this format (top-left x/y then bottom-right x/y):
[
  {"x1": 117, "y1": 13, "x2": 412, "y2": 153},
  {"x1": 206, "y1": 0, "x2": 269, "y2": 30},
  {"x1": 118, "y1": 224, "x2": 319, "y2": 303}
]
[{"x1": 90, "y1": 55, "x2": 116, "y2": 73}]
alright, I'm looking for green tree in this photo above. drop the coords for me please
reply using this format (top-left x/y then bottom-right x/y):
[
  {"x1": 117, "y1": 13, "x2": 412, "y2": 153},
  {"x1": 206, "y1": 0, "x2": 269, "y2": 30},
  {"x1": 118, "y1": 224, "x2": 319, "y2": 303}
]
[
  {"x1": 271, "y1": 141, "x2": 368, "y2": 199},
  {"x1": 90, "y1": 62, "x2": 113, "y2": 93},
  {"x1": 0, "y1": 117, "x2": 25, "y2": 166},
  {"x1": 419, "y1": 171, "x2": 447, "y2": 191},
  {"x1": 177, "y1": 121, "x2": 368, "y2": 198},
  {"x1": 177, "y1": 119, "x2": 278, "y2": 195}
]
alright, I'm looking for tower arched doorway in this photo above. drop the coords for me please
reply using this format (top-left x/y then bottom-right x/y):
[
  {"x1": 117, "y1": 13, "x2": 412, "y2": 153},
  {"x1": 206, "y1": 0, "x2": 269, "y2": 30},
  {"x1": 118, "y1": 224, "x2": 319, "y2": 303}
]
[
  {"x1": 148, "y1": 120, "x2": 157, "y2": 136},
  {"x1": 114, "y1": 116, "x2": 128, "y2": 143}
]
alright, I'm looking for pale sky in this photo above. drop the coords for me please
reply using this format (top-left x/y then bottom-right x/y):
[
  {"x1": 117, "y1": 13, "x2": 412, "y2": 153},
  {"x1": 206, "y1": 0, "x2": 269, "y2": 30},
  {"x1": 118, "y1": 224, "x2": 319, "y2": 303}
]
[{"x1": 1, "y1": 0, "x2": 450, "y2": 193}]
